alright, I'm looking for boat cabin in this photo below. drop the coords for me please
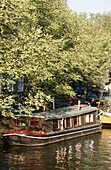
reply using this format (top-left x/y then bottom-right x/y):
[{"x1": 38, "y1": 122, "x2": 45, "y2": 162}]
[{"x1": 10, "y1": 106, "x2": 98, "y2": 133}]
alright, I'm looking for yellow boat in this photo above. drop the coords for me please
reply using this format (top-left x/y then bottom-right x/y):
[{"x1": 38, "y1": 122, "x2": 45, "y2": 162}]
[{"x1": 99, "y1": 110, "x2": 111, "y2": 128}]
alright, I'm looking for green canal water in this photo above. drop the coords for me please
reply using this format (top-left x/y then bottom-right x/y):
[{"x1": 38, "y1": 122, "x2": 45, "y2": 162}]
[{"x1": 0, "y1": 129, "x2": 111, "y2": 170}]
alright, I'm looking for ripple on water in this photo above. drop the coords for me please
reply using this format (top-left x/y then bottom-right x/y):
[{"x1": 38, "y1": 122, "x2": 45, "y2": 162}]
[{"x1": 0, "y1": 129, "x2": 111, "y2": 170}]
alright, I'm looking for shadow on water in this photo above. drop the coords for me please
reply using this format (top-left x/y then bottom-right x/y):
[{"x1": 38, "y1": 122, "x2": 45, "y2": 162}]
[{"x1": 0, "y1": 130, "x2": 111, "y2": 170}]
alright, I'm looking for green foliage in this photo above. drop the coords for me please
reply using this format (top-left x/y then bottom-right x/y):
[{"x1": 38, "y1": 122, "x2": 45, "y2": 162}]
[
  {"x1": 0, "y1": 0, "x2": 111, "y2": 116},
  {"x1": 103, "y1": 98, "x2": 109, "y2": 107}
]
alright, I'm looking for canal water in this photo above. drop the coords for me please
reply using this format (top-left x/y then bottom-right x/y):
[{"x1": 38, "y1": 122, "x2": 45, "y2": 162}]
[{"x1": 0, "y1": 129, "x2": 111, "y2": 170}]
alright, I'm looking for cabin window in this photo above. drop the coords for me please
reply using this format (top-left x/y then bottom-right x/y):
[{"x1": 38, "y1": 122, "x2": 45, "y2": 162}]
[
  {"x1": 85, "y1": 114, "x2": 93, "y2": 123},
  {"x1": 66, "y1": 117, "x2": 70, "y2": 128},
  {"x1": 53, "y1": 120, "x2": 61, "y2": 130},
  {"x1": 89, "y1": 114, "x2": 93, "y2": 122},
  {"x1": 72, "y1": 117, "x2": 77, "y2": 126},
  {"x1": 29, "y1": 120, "x2": 39, "y2": 127},
  {"x1": 53, "y1": 120, "x2": 58, "y2": 130},
  {"x1": 72, "y1": 116, "x2": 81, "y2": 127},
  {"x1": 16, "y1": 119, "x2": 26, "y2": 126},
  {"x1": 86, "y1": 114, "x2": 89, "y2": 123}
]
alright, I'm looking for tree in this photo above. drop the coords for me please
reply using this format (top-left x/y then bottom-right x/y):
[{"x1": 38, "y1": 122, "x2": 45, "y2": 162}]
[
  {"x1": 0, "y1": 0, "x2": 76, "y2": 116},
  {"x1": 0, "y1": 0, "x2": 111, "y2": 116},
  {"x1": 65, "y1": 12, "x2": 111, "y2": 99}
]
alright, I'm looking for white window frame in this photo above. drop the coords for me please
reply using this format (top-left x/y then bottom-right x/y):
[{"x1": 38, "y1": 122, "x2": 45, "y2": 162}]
[
  {"x1": 89, "y1": 114, "x2": 93, "y2": 122},
  {"x1": 78, "y1": 116, "x2": 81, "y2": 125},
  {"x1": 85, "y1": 114, "x2": 89, "y2": 123},
  {"x1": 85, "y1": 114, "x2": 93, "y2": 123}
]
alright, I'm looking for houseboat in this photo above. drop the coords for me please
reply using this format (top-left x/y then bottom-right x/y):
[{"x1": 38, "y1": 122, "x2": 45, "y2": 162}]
[{"x1": 2, "y1": 105, "x2": 102, "y2": 147}]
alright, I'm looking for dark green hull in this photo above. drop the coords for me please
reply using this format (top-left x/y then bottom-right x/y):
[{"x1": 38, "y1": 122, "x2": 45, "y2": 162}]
[{"x1": 2, "y1": 124, "x2": 102, "y2": 147}]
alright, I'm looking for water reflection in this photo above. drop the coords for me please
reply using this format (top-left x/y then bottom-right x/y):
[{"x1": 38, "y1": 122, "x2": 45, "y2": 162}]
[{"x1": 0, "y1": 130, "x2": 111, "y2": 170}]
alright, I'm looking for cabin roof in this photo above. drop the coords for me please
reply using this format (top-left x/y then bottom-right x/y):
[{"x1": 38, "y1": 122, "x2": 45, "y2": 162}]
[{"x1": 14, "y1": 106, "x2": 98, "y2": 120}]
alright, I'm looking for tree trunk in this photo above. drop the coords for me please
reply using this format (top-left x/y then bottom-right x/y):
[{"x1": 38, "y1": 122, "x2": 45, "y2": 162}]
[{"x1": 84, "y1": 80, "x2": 87, "y2": 101}]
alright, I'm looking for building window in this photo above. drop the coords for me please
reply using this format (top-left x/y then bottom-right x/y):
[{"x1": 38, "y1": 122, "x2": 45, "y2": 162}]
[
  {"x1": 7, "y1": 75, "x2": 14, "y2": 92},
  {"x1": 0, "y1": 73, "x2": 1, "y2": 94},
  {"x1": 17, "y1": 77, "x2": 24, "y2": 92},
  {"x1": 29, "y1": 120, "x2": 39, "y2": 127},
  {"x1": 16, "y1": 119, "x2": 26, "y2": 126}
]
